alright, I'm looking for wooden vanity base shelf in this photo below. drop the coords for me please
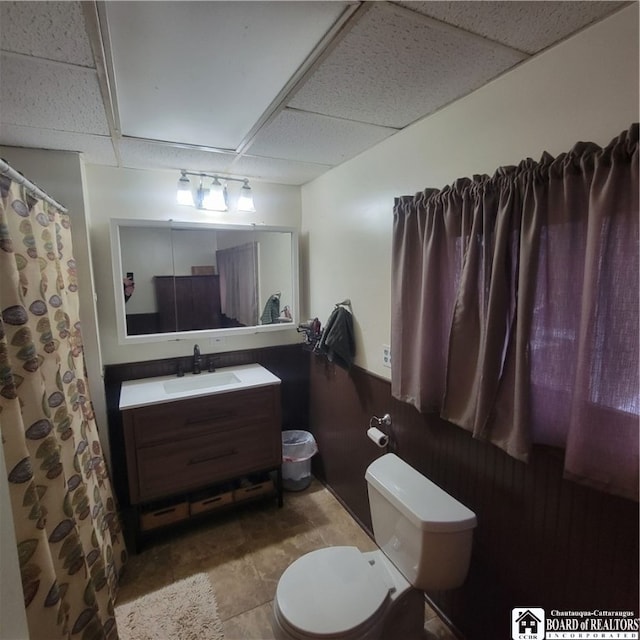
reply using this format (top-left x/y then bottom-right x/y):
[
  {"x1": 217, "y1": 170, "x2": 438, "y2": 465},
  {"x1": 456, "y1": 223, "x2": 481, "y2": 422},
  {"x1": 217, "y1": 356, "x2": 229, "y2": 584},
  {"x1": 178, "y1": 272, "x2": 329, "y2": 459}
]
[
  {"x1": 140, "y1": 501, "x2": 189, "y2": 532},
  {"x1": 190, "y1": 490, "x2": 234, "y2": 516}
]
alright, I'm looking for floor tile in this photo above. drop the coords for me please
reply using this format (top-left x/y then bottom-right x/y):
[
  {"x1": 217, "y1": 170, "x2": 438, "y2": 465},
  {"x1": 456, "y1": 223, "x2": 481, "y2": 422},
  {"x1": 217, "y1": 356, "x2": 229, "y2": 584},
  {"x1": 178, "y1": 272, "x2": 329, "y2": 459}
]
[
  {"x1": 115, "y1": 478, "x2": 459, "y2": 640},
  {"x1": 116, "y1": 541, "x2": 175, "y2": 604},
  {"x1": 424, "y1": 614, "x2": 459, "y2": 639},
  {"x1": 250, "y1": 526, "x2": 328, "y2": 599},
  {"x1": 204, "y1": 547, "x2": 272, "y2": 621},
  {"x1": 222, "y1": 602, "x2": 276, "y2": 640}
]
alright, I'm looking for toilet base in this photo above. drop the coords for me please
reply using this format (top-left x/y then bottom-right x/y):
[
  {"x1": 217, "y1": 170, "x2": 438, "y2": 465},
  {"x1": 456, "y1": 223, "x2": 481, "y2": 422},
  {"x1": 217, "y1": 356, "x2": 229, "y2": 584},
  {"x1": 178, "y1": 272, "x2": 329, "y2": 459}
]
[
  {"x1": 271, "y1": 605, "x2": 385, "y2": 640},
  {"x1": 270, "y1": 584, "x2": 425, "y2": 640},
  {"x1": 379, "y1": 587, "x2": 424, "y2": 640}
]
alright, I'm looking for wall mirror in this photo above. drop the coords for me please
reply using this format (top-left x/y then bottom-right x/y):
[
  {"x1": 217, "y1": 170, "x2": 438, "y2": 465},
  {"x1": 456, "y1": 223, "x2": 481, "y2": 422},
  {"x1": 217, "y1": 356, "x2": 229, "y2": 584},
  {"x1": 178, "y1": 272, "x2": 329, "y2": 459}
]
[{"x1": 110, "y1": 219, "x2": 299, "y2": 343}]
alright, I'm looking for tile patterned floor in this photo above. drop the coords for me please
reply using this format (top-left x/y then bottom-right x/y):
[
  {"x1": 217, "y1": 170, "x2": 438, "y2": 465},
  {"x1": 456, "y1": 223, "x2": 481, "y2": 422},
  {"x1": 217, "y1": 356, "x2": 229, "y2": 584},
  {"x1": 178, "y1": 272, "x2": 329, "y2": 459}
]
[{"x1": 116, "y1": 479, "x2": 458, "y2": 639}]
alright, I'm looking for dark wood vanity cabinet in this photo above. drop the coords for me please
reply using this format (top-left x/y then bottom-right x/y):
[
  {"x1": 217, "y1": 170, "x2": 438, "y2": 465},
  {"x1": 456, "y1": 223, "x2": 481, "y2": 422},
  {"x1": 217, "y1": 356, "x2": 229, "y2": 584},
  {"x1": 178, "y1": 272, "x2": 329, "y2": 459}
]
[
  {"x1": 121, "y1": 384, "x2": 282, "y2": 547},
  {"x1": 154, "y1": 274, "x2": 222, "y2": 332}
]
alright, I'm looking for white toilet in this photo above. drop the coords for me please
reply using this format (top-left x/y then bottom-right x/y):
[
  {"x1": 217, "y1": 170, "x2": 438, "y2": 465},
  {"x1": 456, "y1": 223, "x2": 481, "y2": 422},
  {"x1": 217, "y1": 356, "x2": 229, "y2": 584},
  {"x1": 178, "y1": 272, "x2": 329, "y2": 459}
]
[{"x1": 271, "y1": 453, "x2": 477, "y2": 640}]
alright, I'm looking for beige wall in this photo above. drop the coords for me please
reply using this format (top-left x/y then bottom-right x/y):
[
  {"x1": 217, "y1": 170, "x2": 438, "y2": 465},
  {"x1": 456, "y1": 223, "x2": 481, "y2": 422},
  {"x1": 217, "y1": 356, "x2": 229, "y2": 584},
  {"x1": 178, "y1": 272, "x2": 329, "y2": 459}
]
[
  {"x1": 301, "y1": 4, "x2": 639, "y2": 379},
  {"x1": 84, "y1": 164, "x2": 303, "y2": 369}
]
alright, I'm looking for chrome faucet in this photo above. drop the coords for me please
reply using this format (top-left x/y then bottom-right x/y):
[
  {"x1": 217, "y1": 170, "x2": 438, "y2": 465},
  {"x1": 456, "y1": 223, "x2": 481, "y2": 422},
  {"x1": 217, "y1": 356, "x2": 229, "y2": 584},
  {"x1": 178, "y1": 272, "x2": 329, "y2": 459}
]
[{"x1": 193, "y1": 344, "x2": 202, "y2": 374}]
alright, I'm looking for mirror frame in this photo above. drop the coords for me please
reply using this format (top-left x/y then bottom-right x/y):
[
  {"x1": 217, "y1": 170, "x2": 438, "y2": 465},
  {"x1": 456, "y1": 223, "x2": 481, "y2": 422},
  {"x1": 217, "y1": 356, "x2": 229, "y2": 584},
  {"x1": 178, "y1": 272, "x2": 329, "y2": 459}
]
[{"x1": 110, "y1": 218, "x2": 299, "y2": 344}]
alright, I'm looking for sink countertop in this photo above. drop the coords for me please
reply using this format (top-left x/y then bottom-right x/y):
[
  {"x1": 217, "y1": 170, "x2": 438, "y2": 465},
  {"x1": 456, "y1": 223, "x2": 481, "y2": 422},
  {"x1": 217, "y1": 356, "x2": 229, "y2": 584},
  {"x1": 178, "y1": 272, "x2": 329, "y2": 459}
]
[{"x1": 119, "y1": 363, "x2": 281, "y2": 410}]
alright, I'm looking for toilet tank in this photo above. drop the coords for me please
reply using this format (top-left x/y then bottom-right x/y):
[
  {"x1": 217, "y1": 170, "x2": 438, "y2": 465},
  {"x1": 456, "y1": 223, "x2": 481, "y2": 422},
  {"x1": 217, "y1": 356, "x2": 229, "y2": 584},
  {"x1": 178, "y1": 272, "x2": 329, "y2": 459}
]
[{"x1": 365, "y1": 454, "x2": 477, "y2": 591}]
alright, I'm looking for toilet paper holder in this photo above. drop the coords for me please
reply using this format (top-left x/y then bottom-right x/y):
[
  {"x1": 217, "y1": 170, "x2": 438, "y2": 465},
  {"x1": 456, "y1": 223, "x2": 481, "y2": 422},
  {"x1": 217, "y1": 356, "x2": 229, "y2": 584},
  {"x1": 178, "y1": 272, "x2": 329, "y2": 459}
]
[
  {"x1": 369, "y1": 414, "x2": 391, "y2": 429},
  {"x1": 367, "y1": 414, "x2": 391, "y2": 448}
]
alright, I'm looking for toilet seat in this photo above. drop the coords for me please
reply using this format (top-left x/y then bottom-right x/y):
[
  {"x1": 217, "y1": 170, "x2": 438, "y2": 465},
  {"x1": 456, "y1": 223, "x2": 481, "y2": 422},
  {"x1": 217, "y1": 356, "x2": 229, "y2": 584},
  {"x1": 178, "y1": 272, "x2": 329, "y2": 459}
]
[{"x1": 275, "y1": 546, "x2": 393, "y2": 639}]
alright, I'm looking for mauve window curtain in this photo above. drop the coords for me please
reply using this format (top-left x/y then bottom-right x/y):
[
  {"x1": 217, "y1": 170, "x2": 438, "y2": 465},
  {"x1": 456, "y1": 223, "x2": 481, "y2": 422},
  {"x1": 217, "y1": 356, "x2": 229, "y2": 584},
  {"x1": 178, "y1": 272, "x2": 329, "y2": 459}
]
[{"x1": 391, "y1": 125, "x2": 638, "y2": 501}]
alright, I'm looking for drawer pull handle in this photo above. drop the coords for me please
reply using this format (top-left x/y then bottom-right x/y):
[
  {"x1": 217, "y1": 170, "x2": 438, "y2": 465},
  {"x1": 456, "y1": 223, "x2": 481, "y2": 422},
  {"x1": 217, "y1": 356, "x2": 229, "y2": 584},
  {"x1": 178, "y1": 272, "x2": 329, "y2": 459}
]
[
  {"x1": 201, "y1": 496, "x2": 223, "y2": 506},
  {"x1": 243, "y1": 485, "x2": 264, "y2": 493},
  {"x1": 188, "y1": 449, "x2": 237, "y2": 465},
  {"x1": 186, "y1": 413, "x2": 233, "y2": 427},
  {"x1": 152, "y1": 507, "x2": 177, "y2": 517}
]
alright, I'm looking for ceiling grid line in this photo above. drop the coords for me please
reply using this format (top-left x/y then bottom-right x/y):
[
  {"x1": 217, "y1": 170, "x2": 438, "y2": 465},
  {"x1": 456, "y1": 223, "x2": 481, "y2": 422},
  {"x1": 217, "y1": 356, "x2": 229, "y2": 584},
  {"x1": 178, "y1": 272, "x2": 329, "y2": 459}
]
[
  {"x1": 234, "y1": 1, "x2": 370, "y2": 158},
  {"x1": 0, "y1": 1, "x2": 626, "y2": 185},
  {"x1": 82, "y1": 1, "x2": 122, "y2": 167}
]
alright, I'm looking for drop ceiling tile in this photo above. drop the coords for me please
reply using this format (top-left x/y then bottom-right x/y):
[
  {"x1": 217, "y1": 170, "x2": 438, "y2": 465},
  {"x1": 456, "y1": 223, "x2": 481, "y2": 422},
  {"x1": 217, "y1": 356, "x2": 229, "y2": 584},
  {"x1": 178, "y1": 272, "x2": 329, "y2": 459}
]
[
  {"x1": 117, "y1": 138, "x2": 236, "y2": 174},
  {"x1": 398, "y1": 1, "x2": 625, "y2": 55},
  {"x1": 248, "y1": 109, "x2": 397, "y2": 166},
  {"x1": 0, "y1": 125, "x2": 117, "y2": 166},
  {"x1": 105, "y1": 1, "x2": 350, "y2": 150},
  {"x1": 289, "y1": 2, "x2": 526, "y2": 128},
  {"x1": 230, "y1": 154, "x2": 331, "y2": 186},
  {"x1": 0, "y1": 53, "x2": 108, "y2": 135},
  {"x1": 0, "y1": 1, "x2": 94, "y2": 67}
]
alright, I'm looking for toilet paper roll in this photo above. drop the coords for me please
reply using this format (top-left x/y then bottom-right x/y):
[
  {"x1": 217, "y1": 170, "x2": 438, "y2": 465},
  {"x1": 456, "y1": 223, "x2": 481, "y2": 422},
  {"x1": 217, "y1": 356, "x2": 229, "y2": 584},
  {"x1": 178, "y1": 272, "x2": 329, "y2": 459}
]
[{"x1": 367, "y1": 426, "x2": 389, "y2": 448}]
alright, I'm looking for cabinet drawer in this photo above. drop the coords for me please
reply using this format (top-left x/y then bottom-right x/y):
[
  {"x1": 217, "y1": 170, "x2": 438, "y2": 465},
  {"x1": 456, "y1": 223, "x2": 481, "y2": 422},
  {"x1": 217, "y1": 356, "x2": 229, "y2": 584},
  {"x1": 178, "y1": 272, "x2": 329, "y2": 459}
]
[
  {"x1": 135, "y1": 424, "x2": 280, "y2": 502},
  {"x1": 130, "y1": 386, "x2": 277, "y2": 448}
]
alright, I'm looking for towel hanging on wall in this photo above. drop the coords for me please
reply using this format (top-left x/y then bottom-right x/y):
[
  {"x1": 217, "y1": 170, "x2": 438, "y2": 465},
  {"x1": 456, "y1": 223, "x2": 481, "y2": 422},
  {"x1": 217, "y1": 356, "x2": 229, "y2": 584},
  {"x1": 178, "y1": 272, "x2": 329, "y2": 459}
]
[{"x1": 316, "y1": 300, "x2": 356, "y2": 369}]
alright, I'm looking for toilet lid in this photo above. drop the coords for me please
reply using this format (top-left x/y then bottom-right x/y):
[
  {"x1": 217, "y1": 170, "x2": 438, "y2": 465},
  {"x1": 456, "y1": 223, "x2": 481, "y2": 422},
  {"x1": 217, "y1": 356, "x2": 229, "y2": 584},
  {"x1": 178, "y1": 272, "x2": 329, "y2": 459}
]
[{"x1": 276, "y1": 546, "x2": 390, "y2": 638}]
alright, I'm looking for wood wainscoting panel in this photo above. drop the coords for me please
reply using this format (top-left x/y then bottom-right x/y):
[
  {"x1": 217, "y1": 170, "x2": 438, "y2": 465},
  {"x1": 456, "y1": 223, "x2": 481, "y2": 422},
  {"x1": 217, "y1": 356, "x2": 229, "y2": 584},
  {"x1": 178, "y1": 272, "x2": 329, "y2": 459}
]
[{"x1": 308, "y1": 357, "x2": 639, "y2": 639}]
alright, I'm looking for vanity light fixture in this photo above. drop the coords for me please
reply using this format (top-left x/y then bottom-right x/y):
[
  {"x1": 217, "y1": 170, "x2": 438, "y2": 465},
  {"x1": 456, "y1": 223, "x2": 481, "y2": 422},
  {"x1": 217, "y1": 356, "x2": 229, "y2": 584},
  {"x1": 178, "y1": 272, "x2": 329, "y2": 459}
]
[
  {"x1": 202, "y1": 177, "x2": 227, "y2": 211},
  {"x1": 176, "y1": 171, "x2": 195, "y2": 206},
  {"x1": 237, "y1": 179, "x2": 256, "y2": 212},
  {"x1": 176, "y1": 171, "x2": 255, "y2": 212},
  {"x1": 196, "y1": 177, "x2": 228, "y2": 212}
]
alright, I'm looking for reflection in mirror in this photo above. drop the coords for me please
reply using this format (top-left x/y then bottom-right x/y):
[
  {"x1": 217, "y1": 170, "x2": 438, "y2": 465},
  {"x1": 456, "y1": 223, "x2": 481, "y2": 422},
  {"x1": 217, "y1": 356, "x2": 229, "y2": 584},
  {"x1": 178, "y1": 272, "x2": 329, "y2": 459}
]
[{"x1": 111, "y1": 220, "x2": 298, "y2": 342}]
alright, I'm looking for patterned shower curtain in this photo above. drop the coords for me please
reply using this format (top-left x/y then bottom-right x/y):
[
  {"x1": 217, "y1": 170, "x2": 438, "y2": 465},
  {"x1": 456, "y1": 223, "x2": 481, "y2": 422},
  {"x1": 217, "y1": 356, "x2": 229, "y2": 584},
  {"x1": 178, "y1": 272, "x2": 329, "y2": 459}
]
[{"x1": 0, "y1": 174, "x2": 126, "y2": 639}]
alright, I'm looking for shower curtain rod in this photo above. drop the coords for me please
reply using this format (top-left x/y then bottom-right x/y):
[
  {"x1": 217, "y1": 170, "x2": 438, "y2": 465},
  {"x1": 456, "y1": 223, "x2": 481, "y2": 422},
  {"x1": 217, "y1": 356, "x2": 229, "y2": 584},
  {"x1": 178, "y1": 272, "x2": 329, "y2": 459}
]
[{"x1": 0, "y1": 158, "x2": 68, "y2": 213}]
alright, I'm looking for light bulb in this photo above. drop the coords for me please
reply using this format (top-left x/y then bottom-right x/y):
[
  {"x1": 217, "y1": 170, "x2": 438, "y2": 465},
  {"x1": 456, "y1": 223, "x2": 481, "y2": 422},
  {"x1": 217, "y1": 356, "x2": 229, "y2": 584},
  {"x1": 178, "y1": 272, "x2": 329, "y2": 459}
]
[
  {"x1": 202, "y1": 177, "x2": 228, "y2": 211},
  {"x1": 237, "y1": 180, "x2": 255, "y2": 212},
  {"x1": 176, "y1": 172, "x2": 194, "y2": 206}
]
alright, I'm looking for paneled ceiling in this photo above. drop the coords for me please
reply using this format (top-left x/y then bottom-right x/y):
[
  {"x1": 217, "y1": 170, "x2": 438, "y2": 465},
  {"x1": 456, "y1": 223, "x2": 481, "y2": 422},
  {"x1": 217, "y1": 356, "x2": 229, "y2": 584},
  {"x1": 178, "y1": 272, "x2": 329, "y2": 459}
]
[{"x1": 0, "y1": 1, "x2": 626, "y2": 185}]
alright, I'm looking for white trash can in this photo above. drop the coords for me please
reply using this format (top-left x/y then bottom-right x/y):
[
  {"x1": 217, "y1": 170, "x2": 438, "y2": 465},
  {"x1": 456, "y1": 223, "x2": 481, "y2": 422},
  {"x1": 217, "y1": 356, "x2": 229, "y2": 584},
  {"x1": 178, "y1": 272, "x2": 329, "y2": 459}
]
[{"x1": 282, "y1": 430, "x2": 318, "y2": 491}]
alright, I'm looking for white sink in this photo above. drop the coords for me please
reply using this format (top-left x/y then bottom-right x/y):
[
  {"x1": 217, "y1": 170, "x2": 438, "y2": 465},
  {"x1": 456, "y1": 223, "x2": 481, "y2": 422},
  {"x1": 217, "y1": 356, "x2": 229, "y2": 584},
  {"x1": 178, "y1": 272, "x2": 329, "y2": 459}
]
[
  {"x1": 119, "y1": 363, "x2": 281, "y2": 410},
  {"x1": 163, "y1": 371, "x2": 240, "y2": 394}
]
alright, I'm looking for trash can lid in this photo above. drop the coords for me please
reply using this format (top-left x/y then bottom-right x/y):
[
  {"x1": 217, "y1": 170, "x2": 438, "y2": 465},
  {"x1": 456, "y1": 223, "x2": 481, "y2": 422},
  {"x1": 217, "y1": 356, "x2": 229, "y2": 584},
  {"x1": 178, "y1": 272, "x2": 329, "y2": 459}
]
[
  {"x1": 282, "y1": 430, "x2": 317, "y2": 461},
  {"x1": 282, "y1": 430, "x2": 316, "y2": 445}
]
